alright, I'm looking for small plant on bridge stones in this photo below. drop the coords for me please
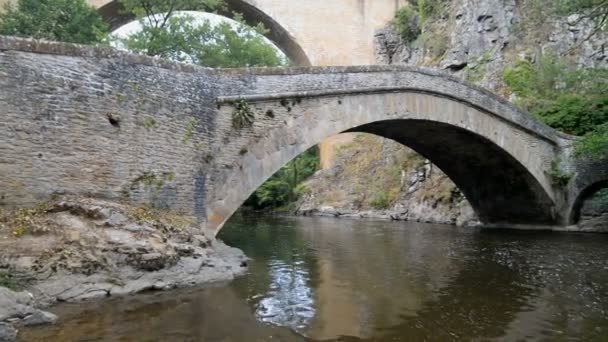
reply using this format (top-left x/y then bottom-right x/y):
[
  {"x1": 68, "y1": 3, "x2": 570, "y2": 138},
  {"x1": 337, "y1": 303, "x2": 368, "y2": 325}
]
[
  {"x1": 125, "y1": 171, "x2": 175, "y2": 196},
  {"x1": 232, "y1": 99, "x2": 255, "y2": 129},
  {"x1": 546, "y1": 160, "x2": 572, "y2": 186},
  {"x1": 114, "y1": 93, "x2": 126, "y2": 104},
  {"x1": 142, "y1": 118, "x2": 157, "y2": 129},
  {"x1": 182, "y1": 118, "x2": 198, "y2": 144}
]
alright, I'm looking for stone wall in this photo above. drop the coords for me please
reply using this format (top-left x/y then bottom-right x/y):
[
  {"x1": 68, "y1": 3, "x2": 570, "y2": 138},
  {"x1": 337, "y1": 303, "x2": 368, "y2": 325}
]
[
  {"x1": 0, "y1": 0, "x2": 412, "y2": 170},
  {"x1": 0, "y1": 38, "x2": 222, "y2": 218}
]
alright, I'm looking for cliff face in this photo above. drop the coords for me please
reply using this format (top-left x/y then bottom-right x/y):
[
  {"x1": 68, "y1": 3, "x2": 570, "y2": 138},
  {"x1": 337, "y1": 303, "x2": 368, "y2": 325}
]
[
  {"x1": 376, "y1": 0, "x2": 606, "y2": 92},
  {"x1": 298, "y1": 0, "x2": 607, "y2": 226}
]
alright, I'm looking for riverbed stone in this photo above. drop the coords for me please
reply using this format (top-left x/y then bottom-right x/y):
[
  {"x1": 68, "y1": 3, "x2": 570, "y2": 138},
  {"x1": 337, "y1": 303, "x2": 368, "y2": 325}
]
[
  {"x1": 0, "y1": 197, "x2": 249, "y2": 334},
  {"x1": 106, "y1": 212, "x2": 129, "y2": 227},
  {"x1": 0, "y1": 288, "x2": 35, "y2": 322},
  {"x1": 21, "y1": 310, "x2": 58, "y2": 326},
  {"x1": 0, "y1": 323, "x2": 17, "y2": 342}
]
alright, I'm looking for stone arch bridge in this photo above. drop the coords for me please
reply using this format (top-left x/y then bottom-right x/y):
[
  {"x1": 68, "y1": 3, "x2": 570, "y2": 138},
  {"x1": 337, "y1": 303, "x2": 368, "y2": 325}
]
[{"x1": 0, "y1": 37, "x2": 605, "y2": 234}]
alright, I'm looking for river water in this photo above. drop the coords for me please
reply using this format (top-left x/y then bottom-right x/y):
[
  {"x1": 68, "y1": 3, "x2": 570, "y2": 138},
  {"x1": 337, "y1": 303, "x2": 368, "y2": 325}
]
[{"x1": 19, "y1": 216, "x2": 608, "y2": 341}]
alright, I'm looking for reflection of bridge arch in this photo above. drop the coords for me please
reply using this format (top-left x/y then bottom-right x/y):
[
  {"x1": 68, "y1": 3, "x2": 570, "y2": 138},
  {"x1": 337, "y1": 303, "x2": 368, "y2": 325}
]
[
  {"x1": 2, "y1": 37, "x2": 603, "y2": 234},
  {"x1": 95, "y1": 0, "x2": 311, "y2": 66}
]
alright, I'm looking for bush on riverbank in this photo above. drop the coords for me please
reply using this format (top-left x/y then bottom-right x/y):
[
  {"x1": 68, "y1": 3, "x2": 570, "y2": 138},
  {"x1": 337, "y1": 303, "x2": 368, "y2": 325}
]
[
  {"x1": 503, "y1": 54, "x2": 608, "y2": 160},
  {"x1": 245, "y1": 147, "x2": 319, "y2": 211},
  {"x1": 0, "y1": 272, "x2": 22, "y2": 291}
]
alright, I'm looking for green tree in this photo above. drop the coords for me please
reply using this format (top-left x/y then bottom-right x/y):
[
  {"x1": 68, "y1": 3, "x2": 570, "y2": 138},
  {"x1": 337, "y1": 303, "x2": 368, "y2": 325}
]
[
  {"x1": 392, "y1": 0, "x2": 448, "y2": 42},
  {"x1": 576, "y1": 124, "x2": 608, "y2": 159},
  {"x1": 117, "y1": 0, "x2": 285, "y2": 67},
  {"x1": 393, "y1": 6, "x2": 420, "y2": 43},
  {"x1": 503, "y1": 53, "x2": 608, "y2": 160},
  {"x1": 0, "y1": 0, "x2": 108, "y2": 44},
  {"x1": 246, "y1": 147, "x2": 319, "y2": 210}
]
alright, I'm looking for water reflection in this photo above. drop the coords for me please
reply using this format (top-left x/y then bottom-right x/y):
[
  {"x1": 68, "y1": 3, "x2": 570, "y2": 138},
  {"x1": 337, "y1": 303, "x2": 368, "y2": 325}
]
[
  {"x1": 19, "y1": 285, "x2": 304, "y2": 341},
  {"x1": 222, "y1": 216, "x2": 608, "y2": 341},
  {"x1": 20, "y1": 216, "x2": 608, "y2": 341},
  {"x1": 256, "y1": 259, "x2": 315, "y2": 330}
]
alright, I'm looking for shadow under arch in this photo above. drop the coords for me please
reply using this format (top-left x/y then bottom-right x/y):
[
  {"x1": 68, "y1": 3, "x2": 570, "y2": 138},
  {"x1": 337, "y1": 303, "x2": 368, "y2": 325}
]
[
  {"x1": 346, "y1": 120, "x2": 556, "y2": 225},
  {"x1": 97, "y1": 0, "x2": 312, "y2": 66},
  {"x1": 569, "y1": 180, "x2": 608, "y2": 224},
  {"x1": 210, "y1": 114, "x2": 558, "y2": 232}
]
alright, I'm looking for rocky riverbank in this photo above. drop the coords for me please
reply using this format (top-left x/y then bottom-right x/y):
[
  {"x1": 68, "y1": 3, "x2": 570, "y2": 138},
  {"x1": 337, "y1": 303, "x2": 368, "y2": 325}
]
[
  {"x1": 297, "y1": 135, "x2": 478, "y2": 226},
  {"x1": 0, "y1": 198, "x2": 247, "y2": 341}
]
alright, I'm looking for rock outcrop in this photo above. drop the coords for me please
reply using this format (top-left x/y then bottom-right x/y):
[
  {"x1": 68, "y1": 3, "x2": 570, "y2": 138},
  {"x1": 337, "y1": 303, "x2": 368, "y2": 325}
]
[
  {"x1": 0, "y1": 198, "x2": 248, "y2": 341},
  {"x1": 375, "y1": 0, "x2": 606, "y2": 92}
]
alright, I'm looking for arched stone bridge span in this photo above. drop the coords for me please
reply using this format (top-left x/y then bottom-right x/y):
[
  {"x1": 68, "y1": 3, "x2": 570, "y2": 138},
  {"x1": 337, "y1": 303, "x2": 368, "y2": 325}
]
[{"x1": 0, "y1": 37, "x2": 603, "y2": 234}]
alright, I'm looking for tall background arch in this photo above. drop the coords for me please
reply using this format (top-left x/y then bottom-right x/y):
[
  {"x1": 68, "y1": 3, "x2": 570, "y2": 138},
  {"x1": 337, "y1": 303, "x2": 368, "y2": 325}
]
[{"x1": 96, "y1": 0, "x2": 312, "y2": 66}]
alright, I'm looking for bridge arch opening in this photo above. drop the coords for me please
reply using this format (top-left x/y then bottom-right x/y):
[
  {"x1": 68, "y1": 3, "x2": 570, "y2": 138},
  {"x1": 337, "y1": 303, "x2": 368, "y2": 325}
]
[
  {"x1": 97, "y1": 0, "x2": 311, "y2": 66},
  {"x1": 569, "y1": 181, "x2": 608, "y2": 226},
  {"x1": 347, "y1": 120, "x2": 555, "y2": 225}
]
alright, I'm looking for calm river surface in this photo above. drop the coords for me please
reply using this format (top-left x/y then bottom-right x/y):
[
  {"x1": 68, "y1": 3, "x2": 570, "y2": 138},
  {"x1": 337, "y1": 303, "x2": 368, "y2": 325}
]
[{"x1": 20, "y1": 216, "x2": 608, "y2": 341}]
